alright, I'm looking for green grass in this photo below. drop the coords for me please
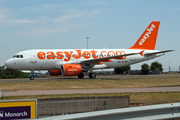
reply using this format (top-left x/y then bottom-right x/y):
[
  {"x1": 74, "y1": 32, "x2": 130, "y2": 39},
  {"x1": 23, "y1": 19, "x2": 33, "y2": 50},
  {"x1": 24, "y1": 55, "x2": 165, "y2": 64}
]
[
  {"x1": 1, "y1": 77, "x2": 180, "y2": 90},
  {"x1": 1, "y1": 76, "x2": 180, "y2": 107}
]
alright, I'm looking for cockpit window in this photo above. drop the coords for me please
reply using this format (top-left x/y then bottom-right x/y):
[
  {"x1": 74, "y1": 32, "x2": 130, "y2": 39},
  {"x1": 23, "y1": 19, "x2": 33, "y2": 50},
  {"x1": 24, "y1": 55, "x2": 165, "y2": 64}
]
[{"x1": 12, "y1": 55, "x2": 23, "y2": 58}]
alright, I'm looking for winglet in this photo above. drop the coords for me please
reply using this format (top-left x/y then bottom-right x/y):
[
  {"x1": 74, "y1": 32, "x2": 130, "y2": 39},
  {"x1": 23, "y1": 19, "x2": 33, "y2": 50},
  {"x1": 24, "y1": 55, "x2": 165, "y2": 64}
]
[
  {"x1": 129, "y1": 21, "x2": 160, "y2": 50},
  {"x1": 139, "y1": 50, "x2": 144, "y2": 56}
]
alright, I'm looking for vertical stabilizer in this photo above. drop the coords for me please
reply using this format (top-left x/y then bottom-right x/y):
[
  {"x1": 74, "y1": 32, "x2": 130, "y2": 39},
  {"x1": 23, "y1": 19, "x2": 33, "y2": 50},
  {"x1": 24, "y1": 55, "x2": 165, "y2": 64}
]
[{"x1": 129, "y1": 21, "x2": 160, "y2": 50}]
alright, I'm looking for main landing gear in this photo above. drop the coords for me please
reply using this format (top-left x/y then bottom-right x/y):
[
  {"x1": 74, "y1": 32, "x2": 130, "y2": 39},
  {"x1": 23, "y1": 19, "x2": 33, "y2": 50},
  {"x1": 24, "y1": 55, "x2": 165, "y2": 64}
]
[
  {"x1": 89, "y1": 73, "x2": 96, "y2": 79},
  {"x1": 77, "y1": 72, "x2": 96, "y2": 79},
  {"x1": 77, "y1": 73, "x2": 84, "y2": 78}
]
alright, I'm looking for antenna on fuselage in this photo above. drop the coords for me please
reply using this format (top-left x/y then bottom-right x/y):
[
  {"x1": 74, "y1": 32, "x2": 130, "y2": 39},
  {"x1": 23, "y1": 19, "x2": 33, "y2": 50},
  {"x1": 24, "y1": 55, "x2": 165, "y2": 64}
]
[{"x1": 85, "y1": 37, "x2": 90, "y2": 49}]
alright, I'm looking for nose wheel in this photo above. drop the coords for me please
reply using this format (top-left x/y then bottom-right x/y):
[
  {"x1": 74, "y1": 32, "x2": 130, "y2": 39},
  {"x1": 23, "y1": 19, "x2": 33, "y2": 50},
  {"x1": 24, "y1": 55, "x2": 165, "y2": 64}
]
[
  {"x1": 89, "y1": 73, "x2": 96, "y2": 79},
  {"x1": 30, "y1": 70, "x2": 35, "y2": 80},
  {"x1": 30, "y1": 76, "x2": 34, "y2": 80}
]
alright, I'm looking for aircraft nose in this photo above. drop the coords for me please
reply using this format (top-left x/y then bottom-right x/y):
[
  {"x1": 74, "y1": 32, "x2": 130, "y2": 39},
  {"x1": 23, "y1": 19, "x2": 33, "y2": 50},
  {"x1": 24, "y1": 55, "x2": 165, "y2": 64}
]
[
  {"x1": 5, "y1": 59, "x2": 12, "y2": 68},
  {"x1": 5, "y1": 59, "x2": 10, "y2": 68},
  {"x1": 5, "y1": 59, "x2": 19, "y2": 70}
]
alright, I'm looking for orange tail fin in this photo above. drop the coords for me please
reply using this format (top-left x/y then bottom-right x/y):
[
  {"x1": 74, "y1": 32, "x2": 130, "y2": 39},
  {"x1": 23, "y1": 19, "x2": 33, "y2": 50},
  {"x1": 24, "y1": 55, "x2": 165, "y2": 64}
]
[{"x1": 129, "y1": 21, "x2": 160, "y2": 50}]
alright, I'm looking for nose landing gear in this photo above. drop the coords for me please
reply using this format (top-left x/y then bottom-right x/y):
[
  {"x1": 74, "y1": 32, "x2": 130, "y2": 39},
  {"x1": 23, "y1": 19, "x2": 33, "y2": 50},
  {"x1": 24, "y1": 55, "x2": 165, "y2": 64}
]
[
  {"x1": 30, "y1": 71, "x2": 35, "y2": 80},
  {"x1": 30, "y1": 76, "x2": 34, "y2": 80}
]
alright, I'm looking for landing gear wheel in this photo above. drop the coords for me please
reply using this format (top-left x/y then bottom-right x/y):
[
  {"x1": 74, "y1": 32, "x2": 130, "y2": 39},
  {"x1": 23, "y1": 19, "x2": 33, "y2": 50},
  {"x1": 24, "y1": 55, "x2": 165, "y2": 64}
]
[
  {"x1": 89, "y1": 73, "x2": 96, "y2": 79},
  {"x1": 77, "y1": 73, "x2": 84, "y2": 78},
  {"x1": 30, "y1": 76, "x2": 34, "y2": 80}
]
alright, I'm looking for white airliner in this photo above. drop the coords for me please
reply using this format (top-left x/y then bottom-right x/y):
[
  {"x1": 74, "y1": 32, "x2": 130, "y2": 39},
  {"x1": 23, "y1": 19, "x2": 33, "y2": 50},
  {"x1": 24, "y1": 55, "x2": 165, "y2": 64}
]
[{"x1": 5, "y1": 21, "x2": 173, "y2": 80}]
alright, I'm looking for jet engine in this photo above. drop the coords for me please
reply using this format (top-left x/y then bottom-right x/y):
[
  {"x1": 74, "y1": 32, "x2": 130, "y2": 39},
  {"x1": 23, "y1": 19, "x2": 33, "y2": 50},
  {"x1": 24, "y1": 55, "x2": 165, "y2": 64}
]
[{"x1": 61, "y1": 64, "x2": 88, "y2": 76}]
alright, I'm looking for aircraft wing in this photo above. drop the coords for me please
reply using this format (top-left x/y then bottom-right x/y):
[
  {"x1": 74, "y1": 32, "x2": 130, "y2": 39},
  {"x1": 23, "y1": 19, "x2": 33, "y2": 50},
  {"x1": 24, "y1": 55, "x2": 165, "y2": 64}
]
[
  {"x1": 81, "y1": 52, "x2": 140, "y2": 63},
  {"x1": 80, "y1": 50, "x2": 174, "y2": 64},
  {"x1": 144, "y1": 50, "x2": 174, "y2": 56}
]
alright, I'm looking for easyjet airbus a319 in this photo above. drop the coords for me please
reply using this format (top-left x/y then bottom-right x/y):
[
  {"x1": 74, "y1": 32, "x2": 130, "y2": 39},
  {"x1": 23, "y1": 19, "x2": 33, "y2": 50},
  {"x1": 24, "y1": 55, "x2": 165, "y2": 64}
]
[{"x1": 5, "y1": 21, "x2": 173, "y2": 80}]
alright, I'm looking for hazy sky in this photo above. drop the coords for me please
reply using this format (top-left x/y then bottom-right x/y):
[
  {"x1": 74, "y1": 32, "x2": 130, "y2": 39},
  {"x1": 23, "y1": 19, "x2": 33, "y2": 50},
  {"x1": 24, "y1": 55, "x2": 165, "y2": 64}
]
[{"x1": 0, "y1": 0, "x2": 180, "y2": 72}]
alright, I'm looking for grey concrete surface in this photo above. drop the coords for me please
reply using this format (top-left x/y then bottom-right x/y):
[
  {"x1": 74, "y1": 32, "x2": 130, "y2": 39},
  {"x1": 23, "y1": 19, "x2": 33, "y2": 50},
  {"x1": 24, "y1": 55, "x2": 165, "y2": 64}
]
[
  {"x1": 0, "y1": 74, "x2": 180, "y2": 82},
  {"x1": 1, "y1": 87, "x2": 180, "y2": 96}
]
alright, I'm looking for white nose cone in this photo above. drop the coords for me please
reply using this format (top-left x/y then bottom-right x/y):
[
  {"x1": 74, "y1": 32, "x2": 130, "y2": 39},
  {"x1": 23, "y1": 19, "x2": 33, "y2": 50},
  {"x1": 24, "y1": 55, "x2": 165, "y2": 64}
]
[
  {"x1": 5, "y1": 59, "x2": 10, "y2": 68},
  {"x1": 5, "y1": 59, "x2": 14, "y2": 69},
  {"x1": 5, "y1": 58, "x2": 20, "y2": 70}
]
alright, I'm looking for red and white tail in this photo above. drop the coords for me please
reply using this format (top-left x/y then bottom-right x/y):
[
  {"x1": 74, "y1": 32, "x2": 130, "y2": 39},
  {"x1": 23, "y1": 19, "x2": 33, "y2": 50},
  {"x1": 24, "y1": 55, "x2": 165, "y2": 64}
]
[{"x1": 129, "y1": 21, "x2": 160, "y2": 50}]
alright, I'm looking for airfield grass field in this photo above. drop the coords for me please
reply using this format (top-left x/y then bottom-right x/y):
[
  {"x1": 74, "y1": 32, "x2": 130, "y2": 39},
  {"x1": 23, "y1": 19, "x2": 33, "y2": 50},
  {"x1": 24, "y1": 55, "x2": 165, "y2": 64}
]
[
  {"x1": 1, "y1": 75, "x2": 180, "y2": 106},
  {"x1": 0, "y1": 77, "x2": 180, "y2": 90}
]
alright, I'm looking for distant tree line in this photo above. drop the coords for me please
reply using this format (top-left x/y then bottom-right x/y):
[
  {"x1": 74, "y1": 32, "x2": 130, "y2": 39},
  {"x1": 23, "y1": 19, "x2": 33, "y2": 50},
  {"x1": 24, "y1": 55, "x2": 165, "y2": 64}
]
[
  {"x1": 114, "y1": 66, "x2": 131, "y2": 74},
  {"x1": 114, "y1": 61, "x2": 163, "y2": 75},
  {"x1": 0, "y1": 66, "x2": 29, "y2": 79},
  {"x1": 141, "y1": 61, "x2": 163, "y2": 74}
]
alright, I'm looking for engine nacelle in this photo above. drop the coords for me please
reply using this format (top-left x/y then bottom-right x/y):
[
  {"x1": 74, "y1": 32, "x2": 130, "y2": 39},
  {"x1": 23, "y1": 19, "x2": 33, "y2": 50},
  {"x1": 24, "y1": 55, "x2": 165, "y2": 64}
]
[
  {"x1": 49, "y1": 70, "x2": 62, "y2": 76},
  {"x1": 61, "y1": 64, "x2": 87, "y2": 76}
]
